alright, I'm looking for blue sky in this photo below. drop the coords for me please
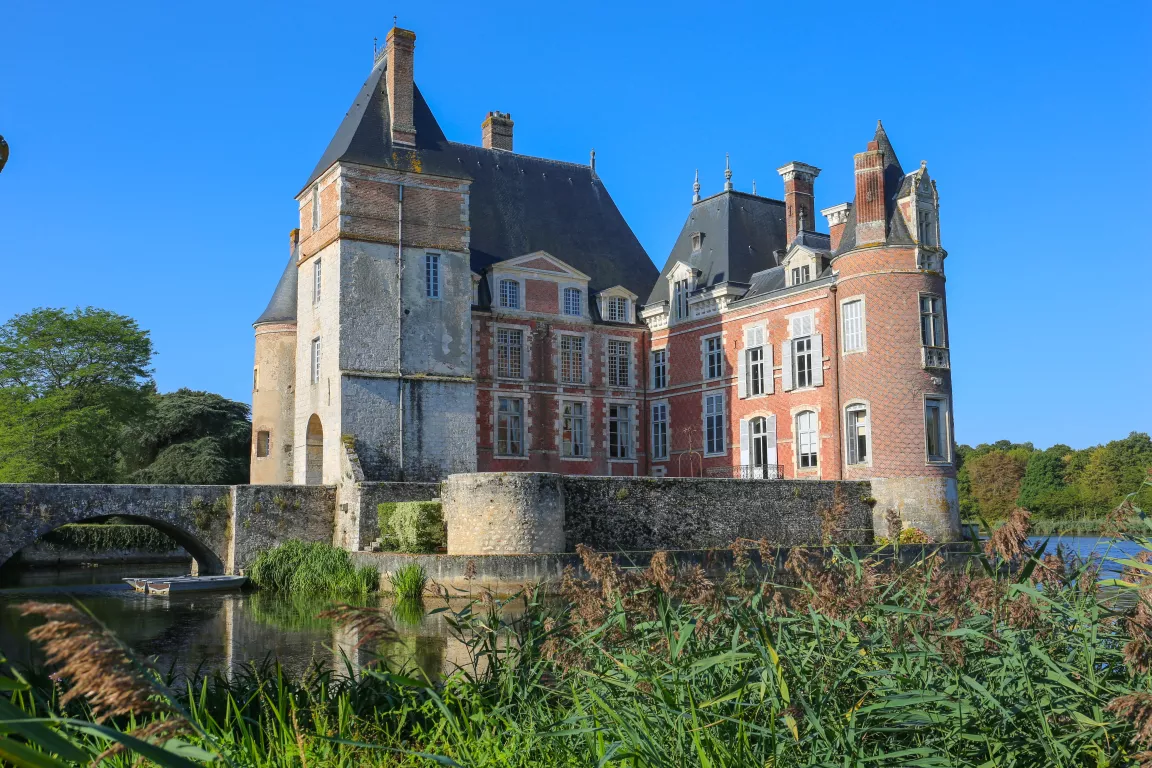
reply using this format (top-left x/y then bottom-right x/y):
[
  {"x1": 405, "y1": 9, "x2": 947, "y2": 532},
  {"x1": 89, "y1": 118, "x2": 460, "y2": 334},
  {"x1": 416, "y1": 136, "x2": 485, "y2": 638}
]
[{"x1": 1, "y1": 1, "x2": 1148, "y2": 450}]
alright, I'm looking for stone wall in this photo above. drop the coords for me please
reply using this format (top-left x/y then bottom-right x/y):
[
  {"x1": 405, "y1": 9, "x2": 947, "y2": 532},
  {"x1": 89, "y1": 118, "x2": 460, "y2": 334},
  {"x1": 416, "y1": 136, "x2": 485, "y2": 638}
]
[
  {"x1": 443, "y1": 473, "x2": 565, "y2": 554},
  {"x1": 229, "y1": 485, "x2": 337, "y2": 573},
  {"x1": 333, "y1": 439, "x2": 439, "y2": 551}
]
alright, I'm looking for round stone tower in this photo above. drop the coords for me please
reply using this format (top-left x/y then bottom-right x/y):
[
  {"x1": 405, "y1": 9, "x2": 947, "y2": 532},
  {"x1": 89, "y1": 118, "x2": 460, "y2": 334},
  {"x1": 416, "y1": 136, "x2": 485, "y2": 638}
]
[
  {"x1": 250, "y1": 229, "x2": 300, "y2": 485},
  {"x1": 829, "y1": 123, "x2": 959, "y2": 541}
]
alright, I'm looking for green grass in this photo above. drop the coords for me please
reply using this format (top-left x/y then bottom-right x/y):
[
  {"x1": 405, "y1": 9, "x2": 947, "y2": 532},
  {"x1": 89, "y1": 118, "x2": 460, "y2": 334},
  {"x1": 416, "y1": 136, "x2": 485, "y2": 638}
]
[
  {"x1": 386, "y1": 563, "x2": 427, "y2": 600},
  {"x1": 247, "y1": 539, "x2": 378, "y2": 596}
]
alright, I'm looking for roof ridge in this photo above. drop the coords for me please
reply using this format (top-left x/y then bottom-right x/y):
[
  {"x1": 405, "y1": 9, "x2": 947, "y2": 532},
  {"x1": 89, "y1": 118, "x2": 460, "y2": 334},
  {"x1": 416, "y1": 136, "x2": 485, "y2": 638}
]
[{"x1": 445, "y1": 141, "x2": 598, "y2": 173}]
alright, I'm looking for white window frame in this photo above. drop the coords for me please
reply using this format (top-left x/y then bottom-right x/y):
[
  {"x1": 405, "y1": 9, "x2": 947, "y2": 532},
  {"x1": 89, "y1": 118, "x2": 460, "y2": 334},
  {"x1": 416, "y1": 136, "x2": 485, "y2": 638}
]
[
  {"x1": 607, "y1": 339, "x2": 631, "y2": 388},
  {"x1": 841, "y1": 296, "x2": 866, "y2": 354},
  {"x1": 702, "y1": 333, "x2": 723, "y2": 380},
  {"x1": 790, "y1": 264, "x2": 811, "y2": 285},
  {"x1": 496, "y1": 396, "x2": 526, "y2": 457},
  {"x1": 310, "y1": 337, "x2": 321, "y2": 384},
  {"x1": 745, "y1": 324, "x2": 767, "y2": 397},
  {"x1": 607, "y1": 402, "x2": 633, "y2": 460},
  {"x1": 795, "y1": 409, "x2": 819, "y2": 470},
  {"x1": 703, "y1": 390, "x2": 726, "y2": 457},
  {"x1": 425, "y1": 253, "x2": 440, "y2": 299},
  {"x1": 560, "y1": 400, "x2": 588, "y2": 459},
  {"x1": 559, "y1": 333, "x2": 585, "y2": 385},
  {"x1": 919, "y1": 293, "x2": 945, "y2": 348},
  {"x1": 651, "y1": 400, "x2": 669, "y2": 461},
  {"x1": 606, "y1": 296, "x2": 630, "y2": 323},
  {"x1": 924, "y1": 395, "x2": 951, "y2": 464},
  {"x1": 499, "y1": 278, "x2": 522, "y2": 310},
  {"x1": 312, "y1": 259, "x2": 322, "y2": 304},
  {"x1": 562, "y1": 287, "x2": 583, "y2": 317},
  {"x1": 845, "y1": 401, "x2": 871, "y2": 467},
  {"x1": 650, "y1": 348, "x2": 667, "y2": 390},
  {"x1": 496, "y1": 327, "x2": 524, "y2": 380},
  {"x1": 673, "y1": 278, "x2": 690, "y2": 320},
  {"x1": 792, "y1": 336, "x2": 814, "y2": 389}
]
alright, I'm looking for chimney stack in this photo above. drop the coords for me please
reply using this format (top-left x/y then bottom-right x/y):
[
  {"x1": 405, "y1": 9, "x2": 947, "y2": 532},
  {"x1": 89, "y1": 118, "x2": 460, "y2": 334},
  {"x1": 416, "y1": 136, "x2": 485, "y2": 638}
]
[
  {"x1": 776, "y1": 162, "x2": 820, "y2": 244},
  {"x1": 820, "y1": 203, "x2": 852, "y2": 251},
  {"x1": 385, "y1": 27, "x2": 417, "y2": 147},
  {"x1": 853, "y1": 136, "x2": 886, "y2": 245},
  {"x1": 289, "y1": 228, "x2": 300, "y2": 254},
  {"x1": 482, "y1": 112, "x2": 514, "y2": 151}
]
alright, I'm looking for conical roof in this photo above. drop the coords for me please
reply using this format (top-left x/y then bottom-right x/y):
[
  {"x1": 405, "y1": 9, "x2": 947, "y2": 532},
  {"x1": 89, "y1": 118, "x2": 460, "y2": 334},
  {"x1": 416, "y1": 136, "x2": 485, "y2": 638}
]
[{"x1": 254, "y1": 245, "x2": 298, "y2": 326}]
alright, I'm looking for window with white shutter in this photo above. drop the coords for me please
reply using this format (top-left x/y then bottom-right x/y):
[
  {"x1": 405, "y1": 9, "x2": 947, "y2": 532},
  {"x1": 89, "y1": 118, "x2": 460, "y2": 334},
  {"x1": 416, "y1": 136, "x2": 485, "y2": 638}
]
[
  {"x1": 796, "y1": 410, "x2": 818, "y2": 469},
  {"x1": 842, "y1": 300, "x2": 864, "y2": 352}
]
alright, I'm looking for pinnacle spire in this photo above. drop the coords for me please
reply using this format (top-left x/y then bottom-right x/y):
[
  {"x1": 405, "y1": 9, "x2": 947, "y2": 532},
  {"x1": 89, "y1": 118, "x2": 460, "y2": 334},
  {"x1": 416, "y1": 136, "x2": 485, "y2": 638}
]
[
  {"x1": 723, "y1": 153, "x2": 733, "y2": 191},
  {"x1": 692, "y1": 169, "x2": 701, "y2": 202}
]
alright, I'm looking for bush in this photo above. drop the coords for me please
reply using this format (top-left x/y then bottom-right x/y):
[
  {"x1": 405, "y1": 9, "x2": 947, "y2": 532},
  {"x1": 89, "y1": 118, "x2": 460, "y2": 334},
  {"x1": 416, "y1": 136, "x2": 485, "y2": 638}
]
[
  {"x1": 383, "y1": 501, "x2": 444, "y2": 553},
  {"x1": 41, "y1": 524, "x2": 181, "y2": 553},
  {"x1": 376, "y1": 502, "x2": 399, "y2": 549},
  {"x1": 247, "y1": 540, "x2": 378, "y2": 596}
]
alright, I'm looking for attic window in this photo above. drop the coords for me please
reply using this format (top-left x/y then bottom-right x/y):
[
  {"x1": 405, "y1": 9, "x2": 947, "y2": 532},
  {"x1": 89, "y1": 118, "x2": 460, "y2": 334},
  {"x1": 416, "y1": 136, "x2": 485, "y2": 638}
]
[{"x1": 690, "y1": 232, "x2": 704, "y2": 252}]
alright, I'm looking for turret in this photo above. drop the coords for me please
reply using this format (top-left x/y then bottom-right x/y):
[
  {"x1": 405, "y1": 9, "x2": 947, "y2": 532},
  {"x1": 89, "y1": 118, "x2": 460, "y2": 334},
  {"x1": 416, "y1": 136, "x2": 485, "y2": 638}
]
[{"x1": 250, "y1": 229, "x2": 299, "y2": 484}]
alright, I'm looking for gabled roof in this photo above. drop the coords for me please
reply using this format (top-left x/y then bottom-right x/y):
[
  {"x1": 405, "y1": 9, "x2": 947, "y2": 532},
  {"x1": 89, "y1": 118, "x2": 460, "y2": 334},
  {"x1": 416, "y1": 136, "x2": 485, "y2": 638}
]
[
  {"x1": 646, "y1": 190, "x2": 788, "y2": 306},
  {"x1": 254, "y1": 245, "x2": 299, "y2": 325},
  {"x1": 833, "y1": 121, "x2": 915, "y2": 255},
  {"x1": 298, "y1": 56, "x2": 657, "y2": 298}
]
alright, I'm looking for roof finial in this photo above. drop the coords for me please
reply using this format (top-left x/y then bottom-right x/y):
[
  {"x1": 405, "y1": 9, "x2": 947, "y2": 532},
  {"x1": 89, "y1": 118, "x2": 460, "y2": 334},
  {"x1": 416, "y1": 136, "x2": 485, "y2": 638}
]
[
  {"x1": 393, "y1": 15, "x2": 397, "y2": 27},
  {"x1": 692, "y1": 169, "x2": 701, "y2": 202},
  {"x1": 724, "y1": 153, "x2": 733, "y2": 191},
  {"x1": 373, "y1": 36, "x2": 378, "y2": 58},
  {"x1": 590, "y1": 148, "x2": 596, "y2": 173},
  {"x1": 920, "y1": 159, "x2": 927, "y2": 171},
  {"x1": 752, "y1": 179, "x2": 757, "y2": 196},
  {"x1": 799, "y1": 207, "x2": 807, "y2": 232}
]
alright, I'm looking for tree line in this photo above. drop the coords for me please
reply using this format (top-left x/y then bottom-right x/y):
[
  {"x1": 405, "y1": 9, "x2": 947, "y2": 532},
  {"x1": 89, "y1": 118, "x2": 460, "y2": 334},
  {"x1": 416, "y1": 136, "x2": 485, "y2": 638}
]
[{"x1": 0, "y1": 307, "x2": 251, "y2": 485}]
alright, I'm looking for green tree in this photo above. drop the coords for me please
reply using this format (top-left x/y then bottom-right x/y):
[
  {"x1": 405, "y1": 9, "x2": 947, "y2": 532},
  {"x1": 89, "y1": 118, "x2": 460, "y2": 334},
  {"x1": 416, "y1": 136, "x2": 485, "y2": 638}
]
[
  {"x1": 965, "y1": 449, "x2": 1029, "y2": 520},
  {"x1": 1076, "y1": 432, "x2": 1152, "y2": 515},
  {"x1": 122, "y1": 388, "x2": 251, "y2": 485},
  {"x1": 1016, "y1": 445, "x2": 1071, "y2": 517},
  {"x1": 0, "y1": 308, "x2": 154, "y2": 482}
]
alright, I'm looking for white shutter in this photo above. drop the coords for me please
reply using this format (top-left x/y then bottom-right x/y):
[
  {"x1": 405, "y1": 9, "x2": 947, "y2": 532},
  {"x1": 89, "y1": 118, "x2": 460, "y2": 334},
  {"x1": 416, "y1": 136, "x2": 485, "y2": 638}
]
[
  {"x1": 765, "y1": 415, "x2": 778, "y2": 465},
  {"x1": 765, "y1": 343, "x2": 774, "y2": 394},
  {"x1": 781, "y1": 340, "x2": 794, "y2": 391},
  {"x1": 737, "y1": 350, "x2": 748, "y2": 399},
  {"x1": 811, "y1": 333, "x2": 824, "y2": 387},
  {"x1": 739, "y1": 418, "x2": 750, "y2": 467}
]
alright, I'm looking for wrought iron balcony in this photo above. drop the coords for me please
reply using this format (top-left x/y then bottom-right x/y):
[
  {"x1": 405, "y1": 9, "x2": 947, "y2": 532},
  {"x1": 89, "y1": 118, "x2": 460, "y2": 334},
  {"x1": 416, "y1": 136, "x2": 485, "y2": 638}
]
[
  {"x1": 706, "y1": 464, "x2": 784, "y2": 480},
  {"x1": 922, "y1": 346, "x2": 950, "y2": 369}
]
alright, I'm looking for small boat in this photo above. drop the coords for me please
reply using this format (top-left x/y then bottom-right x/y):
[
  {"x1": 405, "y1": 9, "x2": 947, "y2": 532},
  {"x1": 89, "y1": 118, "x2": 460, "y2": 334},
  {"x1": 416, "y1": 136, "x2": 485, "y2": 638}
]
[
  {"x1": 145, "y1": 576, "x2": 247, "y2": 595},
  {"x1": 123, "y1": 578, "x2": 149, "y2": 592}
]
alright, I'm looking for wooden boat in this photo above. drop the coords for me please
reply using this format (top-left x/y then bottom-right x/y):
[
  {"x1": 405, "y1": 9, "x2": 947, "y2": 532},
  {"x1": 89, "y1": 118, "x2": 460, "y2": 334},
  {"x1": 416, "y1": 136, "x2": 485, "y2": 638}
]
[
  {"x1": 145, "y1": 576, "x2": 247, "y2": 595},
  {"x1": 123, "y1": 578, "x2": 150, "y2": 592}
]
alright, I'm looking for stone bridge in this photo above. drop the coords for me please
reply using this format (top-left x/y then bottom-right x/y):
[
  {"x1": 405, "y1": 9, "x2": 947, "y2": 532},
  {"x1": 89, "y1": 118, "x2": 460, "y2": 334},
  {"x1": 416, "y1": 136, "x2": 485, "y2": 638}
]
[{"x1": 0, "y1": 484, "x2": 339, "y2": 575}]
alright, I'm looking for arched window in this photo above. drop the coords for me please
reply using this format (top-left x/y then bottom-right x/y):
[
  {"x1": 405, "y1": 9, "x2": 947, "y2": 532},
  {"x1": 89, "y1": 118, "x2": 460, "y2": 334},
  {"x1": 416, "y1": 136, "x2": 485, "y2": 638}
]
[
  {"x1": 845, "y1": 405, "x2": 869, "y2": 465},
  {"x1": 795, "y1": 410, "x2": 818, "y2": 469}
]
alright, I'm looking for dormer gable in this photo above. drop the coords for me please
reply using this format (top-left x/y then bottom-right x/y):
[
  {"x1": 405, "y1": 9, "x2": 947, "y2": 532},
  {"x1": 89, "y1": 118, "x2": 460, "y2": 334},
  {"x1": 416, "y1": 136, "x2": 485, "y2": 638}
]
[
  {"x1": 780, "y1": 236, "x2": 831, "y2": 288},
  {"x1": 488, "y1": 251, "x2": 592, "y2": 316},
  {"x1": 597, "y1": 285, "x2": 639, "y2": 324}
]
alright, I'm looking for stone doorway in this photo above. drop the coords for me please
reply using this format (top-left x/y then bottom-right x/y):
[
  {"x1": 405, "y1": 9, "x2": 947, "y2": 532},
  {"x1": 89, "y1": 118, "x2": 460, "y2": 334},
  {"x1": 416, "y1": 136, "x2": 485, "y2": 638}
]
[{"x1": 305, "y1": 414, "x2": 323, "y2": 485}]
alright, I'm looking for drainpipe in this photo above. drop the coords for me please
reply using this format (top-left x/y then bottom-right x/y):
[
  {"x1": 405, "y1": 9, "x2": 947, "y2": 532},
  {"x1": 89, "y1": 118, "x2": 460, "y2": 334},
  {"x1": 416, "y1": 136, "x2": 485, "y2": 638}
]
[
  {"x1": 397, "y1": 183, "x2": 405, "y2": 480},
  {"x1": 830, "y1": 283, "x2": 842, "y2": 480}
]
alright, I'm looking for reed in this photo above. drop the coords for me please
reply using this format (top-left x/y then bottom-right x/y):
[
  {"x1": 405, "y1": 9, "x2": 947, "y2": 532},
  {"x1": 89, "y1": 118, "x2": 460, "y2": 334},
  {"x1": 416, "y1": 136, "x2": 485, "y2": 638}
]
[
  {"x1": 386, "y1": 563, "x2": 427, "y2": 600},
  {"x1": 247, "y1": 539, "x2": 378, "y2": 596}
]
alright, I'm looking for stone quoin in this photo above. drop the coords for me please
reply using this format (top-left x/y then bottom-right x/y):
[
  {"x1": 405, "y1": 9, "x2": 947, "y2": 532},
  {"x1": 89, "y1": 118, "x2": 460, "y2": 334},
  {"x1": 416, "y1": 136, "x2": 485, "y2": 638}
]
[{"x1": 250, "y1": 25, "x2": 960, "y2": 541}]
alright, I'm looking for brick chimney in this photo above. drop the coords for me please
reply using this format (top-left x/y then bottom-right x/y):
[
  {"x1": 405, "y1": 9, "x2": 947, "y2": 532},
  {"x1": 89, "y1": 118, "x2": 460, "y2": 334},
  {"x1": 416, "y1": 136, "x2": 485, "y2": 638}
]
[
  {"x1": 481, "y1": 112, "x2": 514, "y2": 151},
  {"x1": 776, "y1": 162, "x2": 820, "y2": 243},
  {"x1": 853, "y1": 137, "x2": 886, "y2": 245},
  {"x1": 385, "y1": 27, "x2": 417, "y2": 147},
  {"x1": 820, "y1": 203, "x2": 852, "y2": 251}
]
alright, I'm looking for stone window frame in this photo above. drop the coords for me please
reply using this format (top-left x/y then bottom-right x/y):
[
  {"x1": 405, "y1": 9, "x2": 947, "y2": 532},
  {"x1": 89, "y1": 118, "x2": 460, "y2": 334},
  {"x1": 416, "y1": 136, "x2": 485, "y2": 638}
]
[
  {"x1": 924, "y1": 394, "x2": 952, "y2": 466},
  {"x1": 738, "y1": 409, "x2": 778, "y2": 474},
  {"x1": 312, "y1": 258, "x2": 322, "y2": 305},
  {"x1": 253, "y1": 367, "x2": 259, "y2": 391},
  {"x1": 650, "y1": 398, "x2": 670, "y2": 462},
  {"x1": 605, "y1": 399, "x2": 638, "y2": 462},
  {"x1": 255, "y1": 430, "x2": 271, "y2": 458},
  {"x1": 739, "y1": 322, "x2": 770, "y2": 399},
  {"x1": 425, "y1": 252, "x2": 441, "y2": 300},
  {"x1": 843, "y1": 398, "x2": 872, "y2": 468},
  {"x1": 702, "y1": 388, "x2": 727, "y2": 458},
  {"x1": 492, "y1": 322, "x2": 530, "y2": 381},
  {"x1": 650, "y1": 346, "x2": 668, "y2": 391},
  {"x1": 919, "y1": 292, "x2": 946, "y2": 349},
  {"x1": 603, "y1": 335, "x2": 636, "y2": 390},
  {"x1": 783, "y1": 309, "x2": 822, "y2": 393},
  {"x1": 497, "y1": 276, "x2": 525, "y2": 311},
  {"x1": 700, "y1": 332, "x2": 724, "y2": 381},
  {"x1": 493, "y1": 392, "x2": 529, "y2": 460},
  {"x1": 310, "y1": 336, "x2": 321, "y2": 385},
  {"x1": 561, "y1": 285, "x2": 584, "y2": 317},
  {"x1": 556, "y1": 330, "x2": 589, "y2": 385},
  {"x1": 310, "y1": 183, "x2": 321, "y2": 231},
  {"x1": 789, "y1": 404, "x2": 821, "y2": 476},
  {"x1": 557, "y1": 396, "x2": 593, "y2": 461},
  {"x1": 840, "y1": 294, "x2": 867, "y2": 355}
]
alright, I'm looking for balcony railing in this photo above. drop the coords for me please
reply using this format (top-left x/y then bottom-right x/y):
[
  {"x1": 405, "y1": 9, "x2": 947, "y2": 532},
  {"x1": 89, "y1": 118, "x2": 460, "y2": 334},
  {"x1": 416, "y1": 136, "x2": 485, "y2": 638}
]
[
  {"x1": 706, "y1": 464, "x2": 784, "y2": 480},
  {"x1": 922, "y1": 346, "x2": 950, "y2": 369}
]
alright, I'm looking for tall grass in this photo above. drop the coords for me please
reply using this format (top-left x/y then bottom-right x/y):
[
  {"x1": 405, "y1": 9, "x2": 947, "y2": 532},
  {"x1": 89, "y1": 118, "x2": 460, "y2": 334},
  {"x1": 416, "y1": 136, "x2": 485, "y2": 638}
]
[
  {"x1": 386, "y1": 563, "x2": 427, "y2": 600},
  {"x1": 6, "y1": 486, "x2": 1152, "y2": 766},
  {"x1": 247, "y1": 539, "x2": 378, "y2": 596}
]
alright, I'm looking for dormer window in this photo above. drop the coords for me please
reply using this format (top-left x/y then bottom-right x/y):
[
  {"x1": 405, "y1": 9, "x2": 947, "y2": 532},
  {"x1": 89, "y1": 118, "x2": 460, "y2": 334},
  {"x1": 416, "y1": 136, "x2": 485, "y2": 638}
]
[
  {"x1": 791, "y1": 265, "x2": 811, "y2": 285},
  {"x1": 673, "y1": 278, "x2": 690, "y2": 320},
  {"x1": 690, "y1": 232, "x2": 704, "y2": 252},
  {"x1": 918, "y1": 211, "x2": 935, "y2": 245},
  {"x1": 606, "y1": 296, "x2": 629, "y2": 323},
  {"x1": 499, "y1": 279, "x2": 520, "y2": 309}
]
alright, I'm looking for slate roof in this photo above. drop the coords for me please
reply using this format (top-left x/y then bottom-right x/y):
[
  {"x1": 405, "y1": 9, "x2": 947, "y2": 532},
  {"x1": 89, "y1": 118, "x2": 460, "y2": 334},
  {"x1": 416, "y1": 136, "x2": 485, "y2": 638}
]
[
  {"x1": 254, "y1": 245, "x2": 299, "y2": 325},
  {"x1": 833, "y1": 122, "x2": 915, "y2": 256},
  {"x1": 645, "y1": 191, "x2": 788, "y2": 306},
  {"x1": 296, "y1": 55, "x2": 656, "y2": 299}
]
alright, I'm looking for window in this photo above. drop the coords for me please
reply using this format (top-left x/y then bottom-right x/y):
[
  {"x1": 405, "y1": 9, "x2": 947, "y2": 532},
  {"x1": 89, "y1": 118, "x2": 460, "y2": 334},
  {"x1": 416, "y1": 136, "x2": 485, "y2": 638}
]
[
  {"x1": 608, "y1": 404, "x2": 632, "y2": 459},
  {"x1": 796, "y1": 410, "x2": 818, "y2": 469},
  {"x1": 792, "y1": 337, "x2": 813, "y2": 389},
  {"x1": 255, "y1": 430, "x2": 270, "y2": 458},
  {"x1": 606, "y1": 296, "x2": 629, "y2": 322},
  {"x1": 608, "y1": 340, "x2": 631, "y2": 387},
  {"x1": 651, "y1": 349, "x2": 667, "y2": 390},
  {"x1": 791, "y1": 265, "x2": 811, "y2": 285},
  {"x1": 563, "y1": 287, "x2": 583, "y2": 316},
  {"x1": 746, "y1": 326, "x2": 766, "y2": 396},
  {"x1": 311, "y1": 185, "x2": 320, "y2": 231},
  {"x1": 561, "y1": 401, "x2": 587, "y2": 458},
  {"x1": 842, "y1": 299, "x2": 864, "y2": 352},
  {"x1": 651, "y1": 403, "x2": 669, "y2": 460},
  {"x1": 310, "y1": 337, "x2": 321, "y2": 384},
  {"x1": 846, "y1": 406, "x2": 869, "y2": 465},
  {"x1": 918, "y1": 212, "x2": 934, "y2": 245},
  {"x1": 497, "y1": 398, "x2": 524, "y2": 456},
  {"x1": 673, "y1": 278, "x2": 690, "y2": 320},
  {"x1": 704, "y1": 392, "x2": 726, "y2": 455},
  {"x1": 499, "y1": 279, "x2": 520, "y2": 309},
  {"x1": 560, "y1": 334, "x2": 584, "y2": 384},
  {"x1": 925, "y1": 398, "x2": 949, "y2": 462},
  {"x1": 750, "y1": 417, "x2": 770, "y2": 471},
  {"x1": 496, "y1": 328, "x2": 523, "y2": 378},
  {"x1": 704, "y1": 336, "x2": 723, "y2": 380},
  {"x1": 425, "y1": 254, "x2": 440, "y2": 299},
  {"x1": 313, "y1": 259, "x2": 322, "y2": 304},
  {"x1": 920, "y1": 295, "x2": 944, "y2": 347},
  {"x1": 253, "y1": 367, "x2": 259, "y2": 390}
]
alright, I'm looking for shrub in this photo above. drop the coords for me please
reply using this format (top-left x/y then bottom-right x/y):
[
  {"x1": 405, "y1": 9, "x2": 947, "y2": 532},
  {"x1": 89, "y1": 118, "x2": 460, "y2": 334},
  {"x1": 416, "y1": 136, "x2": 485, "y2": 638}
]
[
  {"x1": 41, "y1": 524, "x2": 181, "y2": 554},
  {"x1": 376, "y1": 502, "x2": 399, "y2": 549},
  {"x1": 247, "y1": 540, "x2": 377, "y2": 596},
  {"x1": 389, "y1": 501, "x2": 444, "y2": 553},
  {"x1": 387, "y1": 563, "x2": 428, "y2": 600}
]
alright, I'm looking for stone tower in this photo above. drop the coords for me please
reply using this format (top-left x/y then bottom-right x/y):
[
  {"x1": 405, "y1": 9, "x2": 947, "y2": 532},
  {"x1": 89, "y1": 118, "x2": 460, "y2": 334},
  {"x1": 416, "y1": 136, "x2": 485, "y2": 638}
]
[
  {"x1": 289, "y1": 26, "x2": 476, "y2": 484},
  {"x1": 827, "y1": 122, "x2": 958, "y2": 540},
  {"x1": 250, "y1": 229, "x2": 299, "y2": 484}
]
